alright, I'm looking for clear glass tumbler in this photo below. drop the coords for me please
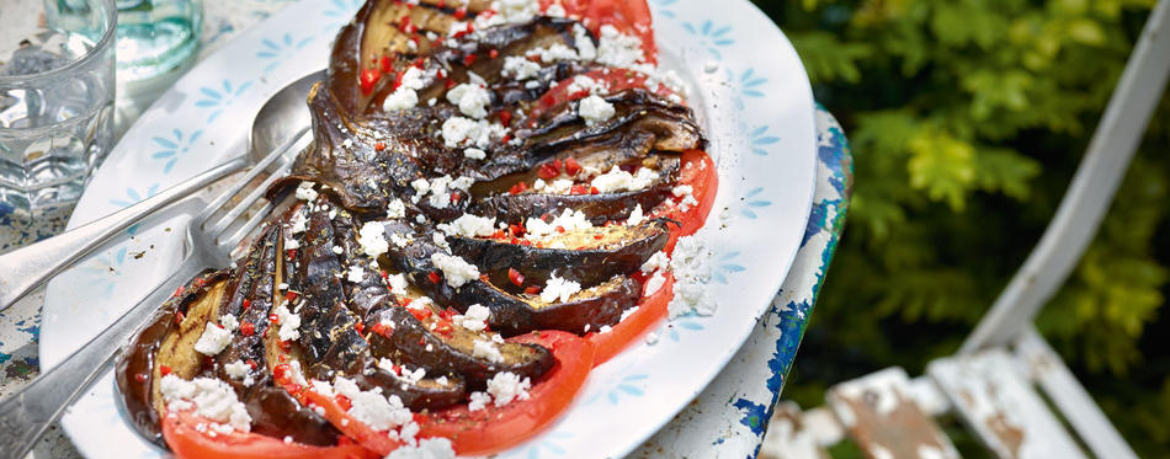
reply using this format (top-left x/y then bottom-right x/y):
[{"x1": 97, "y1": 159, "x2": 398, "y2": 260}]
[
  {"x1": 0, "y1": 0, "x2": 116, "y2": 239},
  {"x1": 114, "y1": 0, "x2": 201, "y2": 80}
]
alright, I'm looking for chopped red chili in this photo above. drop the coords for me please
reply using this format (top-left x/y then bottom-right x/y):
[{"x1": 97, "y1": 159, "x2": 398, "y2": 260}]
[
  {"x1": 240, "y1": 321, "x2": 255, "y2": 336},
  {"x1": 508, "y1": 268, "x2": 525, "y2": 287},
  {"x1": 525, "y1": 286, "x2": 542, "y2": 295},
  {"x1": 159, "y1": 365, "x2": 172, "y2": 376},
  {"x1": 565, "y1": 157, "x2": 582, "y2": 176},
  {"x1": 360, "y1": 68, "x2": 381, "y2": 95},
  {"x1": 428, "y1": 271, "x2": 441, "y2": 283},
  {"x1": 509, "y1": 181, "x2": 529, "y2": 195}
]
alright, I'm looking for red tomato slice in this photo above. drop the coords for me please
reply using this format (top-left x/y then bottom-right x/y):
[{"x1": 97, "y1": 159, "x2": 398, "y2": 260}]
[
  {"x1": 162, "y1": 411, "x2": 375, "y2": 459},
  {"x1": 417, "y1": 331, "x2": 595, "y2": 456},
  {"x1": 540, "y1": 0, "x2": 658, "y2": 64},
  {"x1": 654, "y1": 150, "x2": 719, "y2": 253},
  {"x1": 590, "y1": 272, "x2": 675, "y2": 365},
  {"x1": 301, "y1": 390, "x2": 404, "y2": 456}
]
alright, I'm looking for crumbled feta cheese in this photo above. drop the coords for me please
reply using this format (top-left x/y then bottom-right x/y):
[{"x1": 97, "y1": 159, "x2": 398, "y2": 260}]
[
  {"x1": 672, "y1": 185, "x2": 694, "y2": 197},
  {"x1": 464, "y1": 148, "x2": 486, "y2": 160},
  {"x1": 573, "y1": 24, "x2": 597, "y2": 61},
  {"x1": 526, "y1": 43, "x2": 580, "y2": 63},
  {"x1": 641, "y1": 251, "x2": 670, "y2": 273},
  {"x1": 567, "y1": 75, "x2": 607, "y2": 95},
  {"x1": 472, "y1": 340, "x2": 505, "y2": 363},
  {"x1": 411, "y1": 178, "x2": 431, "y2": 196},
  {"x1": 383, "y1": 88, "x2": 419, "y2": 112},
  {"x1": 596, "y1": 25, "x2": 645, "y2": 67},
  {"x1": 459, "y1": 304, "x2": 491, "y2": 331},
  {"x1": 590, "y1": 166, "x2": 659, "y2": 193},
  {"x1": 627, "y1": 204, "x2": 646, "y2": 226},
  {"x1": 545, "y1": 3, "x2": 566, "y2": 17},
  {"x1": 486, "y1": 372, "x2": 531, "y2": 407},
  {"x1": 387, "y1": 199, "x2": 407, "y2": 219},
  {"x1": 438, "y1": 214, "x2": 497, "y2": 238},
  {"x1": 620, "y1": 306, "x2": 640, "y2": 322},
  {"x1": 668, "y1": 235, "x2": 717, "y2": 318},
  {"x1": 295, "y1": 182, "x2": 318, "y2": 201},
  {"x1": 160, "y1": 375, "x2": 252, "y2": 433},
  {"x1": 289, "y1": 210, "x2": 308, "y2": 234},
  {"x1": 219, "y1": 314, "x2": 240, "y2": 332},
  {"x1": 224, "y1": 360, "x2": 250, "y2": 380},
  {"x1": 493, "y1": 0, "x2": 540, "y2": 24},
  {"x1": 501, "y1": 56, "x2": 541, "y2": 80},
  {"x1": 431, "y1": 253, "x2": 481, "y2": 288},
  {"x1": 441, "y1": 116, "x2": 500, "y2": 149},
  {"x1": 525, "y1": 208, "x2": 593, "y2": 238},
  {"x1": 446, "y1": 83, "x2": 492, "y2": 119},
  {"x1": 399, "y1": 67, "x2": 433, "y2": 91},
  {"x1": 387, "y1": 273, "x2": 409, "y2": 295},
  {"x1": 194, "y1": 324, "x2": 232, "y2": 356},
  {"x1": 333, "y1": 378, "x2": 413, "y2": 432},
  {"x1": 390, "y1": 232, "x2": 411, "y2": 248},
  {"x1": 385, "y1": 437, "x2": 456, "y2": 459},
  {"x1": 540, "y1": 275, "x2": 581, "y2": 303},
  {"x1": 432, "y1": 232, "x2": 451, "y2": 252},
  {"x1": 358, "y1": 221, "x2": 390, "y2": 258},
  {"x1": 468, "y1": 391, "x2": 492, "y2": 412},
  {"x1": 347, "y1": 265, "x2": 365, "y2": 283},
  {"x1": 273, "y1": 304, "x2": 302, "y2": 341}
]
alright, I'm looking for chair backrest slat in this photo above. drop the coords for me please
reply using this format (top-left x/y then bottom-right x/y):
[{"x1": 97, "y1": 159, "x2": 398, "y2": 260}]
[{"x1": 961, "y1": 0, "x2": 1170, "y2": 352}]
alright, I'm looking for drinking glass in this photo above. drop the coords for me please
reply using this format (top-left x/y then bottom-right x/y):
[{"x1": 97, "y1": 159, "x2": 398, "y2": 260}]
[
  {"x1": 115, "y1": 0, "x2": 201, "y2": 80},
  {"x1": 0, "y1": 0, "x2": 116, "y2": 245}
]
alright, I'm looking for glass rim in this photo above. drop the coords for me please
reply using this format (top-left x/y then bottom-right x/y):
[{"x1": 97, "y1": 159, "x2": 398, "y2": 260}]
[{"x1": 0, "y1": 0, "x2": 118, "y2": 84}]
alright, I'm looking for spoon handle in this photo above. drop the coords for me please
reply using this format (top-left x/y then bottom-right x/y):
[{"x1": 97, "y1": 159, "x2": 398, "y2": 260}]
[
  {"x1": 0, "y1": 257, "x2": 206, "y2": 459},
  {"x1": 0, "y1": 157, "x2": 247, "y2": 311}
]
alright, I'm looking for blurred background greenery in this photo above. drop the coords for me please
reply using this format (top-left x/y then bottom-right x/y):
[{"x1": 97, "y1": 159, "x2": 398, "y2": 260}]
[{"x1": 747, "y1": 0, "x2": 1170, "y2": 457}]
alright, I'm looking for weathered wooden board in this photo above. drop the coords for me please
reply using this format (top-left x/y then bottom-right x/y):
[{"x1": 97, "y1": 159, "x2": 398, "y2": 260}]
[
  {"x1": 928, "y1": 350, "x2": 1085, "y2": 459},
  {"x1": 827, "y1": 368, "x2": 960, "y2": 459}
]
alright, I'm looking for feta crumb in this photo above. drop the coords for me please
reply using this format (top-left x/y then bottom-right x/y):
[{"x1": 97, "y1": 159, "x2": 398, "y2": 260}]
[
  {"x1": 219, "y1": 314, "x2": 239, "y2": 332},
  {"x1": 358, "y1": 222, "x2": 390, "y2": 258},
  {"x1": 578, "y1": 95, "x2": 615, "y2": 126},
  {"x1": 333, "y1": 378, "x2": 413, "y2": 432},
  {"x1": 620, "y1": 306, "x2": 640, "y2": 322},
  {"x1": 289, "y1": 210, "x2": 308, "y2": 234},
  {"x1": 540, "y1": 275, "x2": 581, "y2": 303},
  {"x1": 525, "y1": 208, "x2": 593, "y2": 238},
  {"x1": 438, "y1": 213, "x2": 497, "y2": 238},
  {"x1": 590, "y1": 166, "x2": 659, "y2": 193},
  {"x1": 545, "y1": 3, "x2": 566, "y2": 17},
  {"x1": 430, "y1": 253, "x2": 481, "y2": 288},
  {"x1": 387, "y1": 273, "x2": 409, "y2": 295},
  {"x1": 573, "y1": 24, "x2": 597, "y2": 61},
  {"x1": 459, "y1": 304, "x2": 491, "y2": 331},
  {"x1": 273, "y1": 304, "x2": 302, "y2": 341},
  {"x1": 596, "y1": 25, "x2": 645, "y2": 67},
  {"x1": 386, "y1": 199, "x2": 407, "y2": 220},
  {"x1": 668, "y1": 235, "x2": 717, "y2": 318},
  {"x1": 390, "y1": 232, "x2": 411, "y2": 248},
  {"x1": 501, "y1": 56, "x2": 542, "y2": 80},
  {"x1": 383, "y1": 87, "x2": 420, "y2": 112},
  {"x1": 486, "y1": 372, "x2": 531, "y2": 407},
  {"x1": 526, "y1": 43, "x2": 580, "y2": 63},
  {"x1": 464, "y1": 148, "x2": 487, "y2": 160},
  {"x1": 224, "y1": 360, "x2": 250, "y2": 380},
  {"x1": 295, "y1": 182, "x2": 318, "y2": 201},
  {"x1": 627, "y1": 204, "x2": 645, "y2": 226},
  {"x1": 347, "y1": 265, "x2": 365, "y2": 283},
  {"x1": 194, "y1": 324, "x2": 232, "y2": 356},
  {"x1": 599, "y1": 325, "x2": 613, "y2": 333},
  {"x1": 160, "y1": 375, "x2": 252, "y2": 433},
  {"x1": 441, "y1": 116, "x2": 496, "y2": 149},
  {"x1": 385, "y1": 437, "x2": 456, "y2": 459},
  {"x1": 446, "y1": 83, "x2": 492, "y2": 119},
  {"x1": 468, "y1": 391, "x2": 492, "y2": 412},
  {"x1": 472, "y1": 340, "x2": 505, "y2": 363},
  {"x1": 641, "y1": 251, "x2": 670, "y2": 273}
]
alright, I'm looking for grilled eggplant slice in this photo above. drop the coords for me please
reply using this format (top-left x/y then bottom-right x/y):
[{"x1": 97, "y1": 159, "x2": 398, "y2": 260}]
[
  {"x1": 116, "y1": 270, "x2": 228, "y2": 443},
  {"x1": 450, "y1": 220, "x2": 669, "y2": 287},
  {"x1": 365, "y1": 304, "x2": 554, "y2": 387},
  {"x1": 473, "y1": 156, "x2": 681, "y2": 224},
  {"x1": 383, "y1": 221, "x2": 643, "y2": 335}
]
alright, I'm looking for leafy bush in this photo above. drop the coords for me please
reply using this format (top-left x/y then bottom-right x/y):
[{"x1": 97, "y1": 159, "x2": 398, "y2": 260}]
[{"x1": 750, "y1": 0, "x2": 1170, "y2": 456}]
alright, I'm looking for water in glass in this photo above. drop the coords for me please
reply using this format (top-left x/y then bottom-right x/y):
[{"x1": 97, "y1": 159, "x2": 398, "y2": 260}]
[{"x1": 115, "y1": 0, "x2": 201, "y2": 80}]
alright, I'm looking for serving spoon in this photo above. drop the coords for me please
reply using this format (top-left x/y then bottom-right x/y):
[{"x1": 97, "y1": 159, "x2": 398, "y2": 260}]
[{"x1": 0, "y1": 69, "x2": 324, "y2": 311}]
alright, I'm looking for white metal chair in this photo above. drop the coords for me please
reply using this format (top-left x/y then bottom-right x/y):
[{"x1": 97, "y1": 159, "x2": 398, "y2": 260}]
[{"x1": 760, "y1": 1, "x2": 1170, "y2": 458}]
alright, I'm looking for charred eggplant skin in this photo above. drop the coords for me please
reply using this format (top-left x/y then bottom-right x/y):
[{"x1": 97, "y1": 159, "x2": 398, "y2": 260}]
[
  {"x1": 350, "y1": 355, "x2": 470, "y2": 410},
  {"x1": 115, "y1": 270, "x2": 228, "y2": 444},
  {"x1": 365, "y1": 306, "x2": 554, "y2": 387}
]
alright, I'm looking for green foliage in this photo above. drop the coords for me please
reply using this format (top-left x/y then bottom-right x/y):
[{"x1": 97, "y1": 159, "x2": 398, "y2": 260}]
[{"x1": 754, "y1": 0, "x2": 1170, "y2": 456}]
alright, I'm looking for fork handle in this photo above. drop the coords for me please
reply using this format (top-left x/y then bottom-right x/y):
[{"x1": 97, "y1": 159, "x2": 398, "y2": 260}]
[
  {"x1": 0, "y1": 257, "x2": 206, "y2": 459},
  {"x1": 0, "y1": 157, "x2": 247, "y2": 311}
]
